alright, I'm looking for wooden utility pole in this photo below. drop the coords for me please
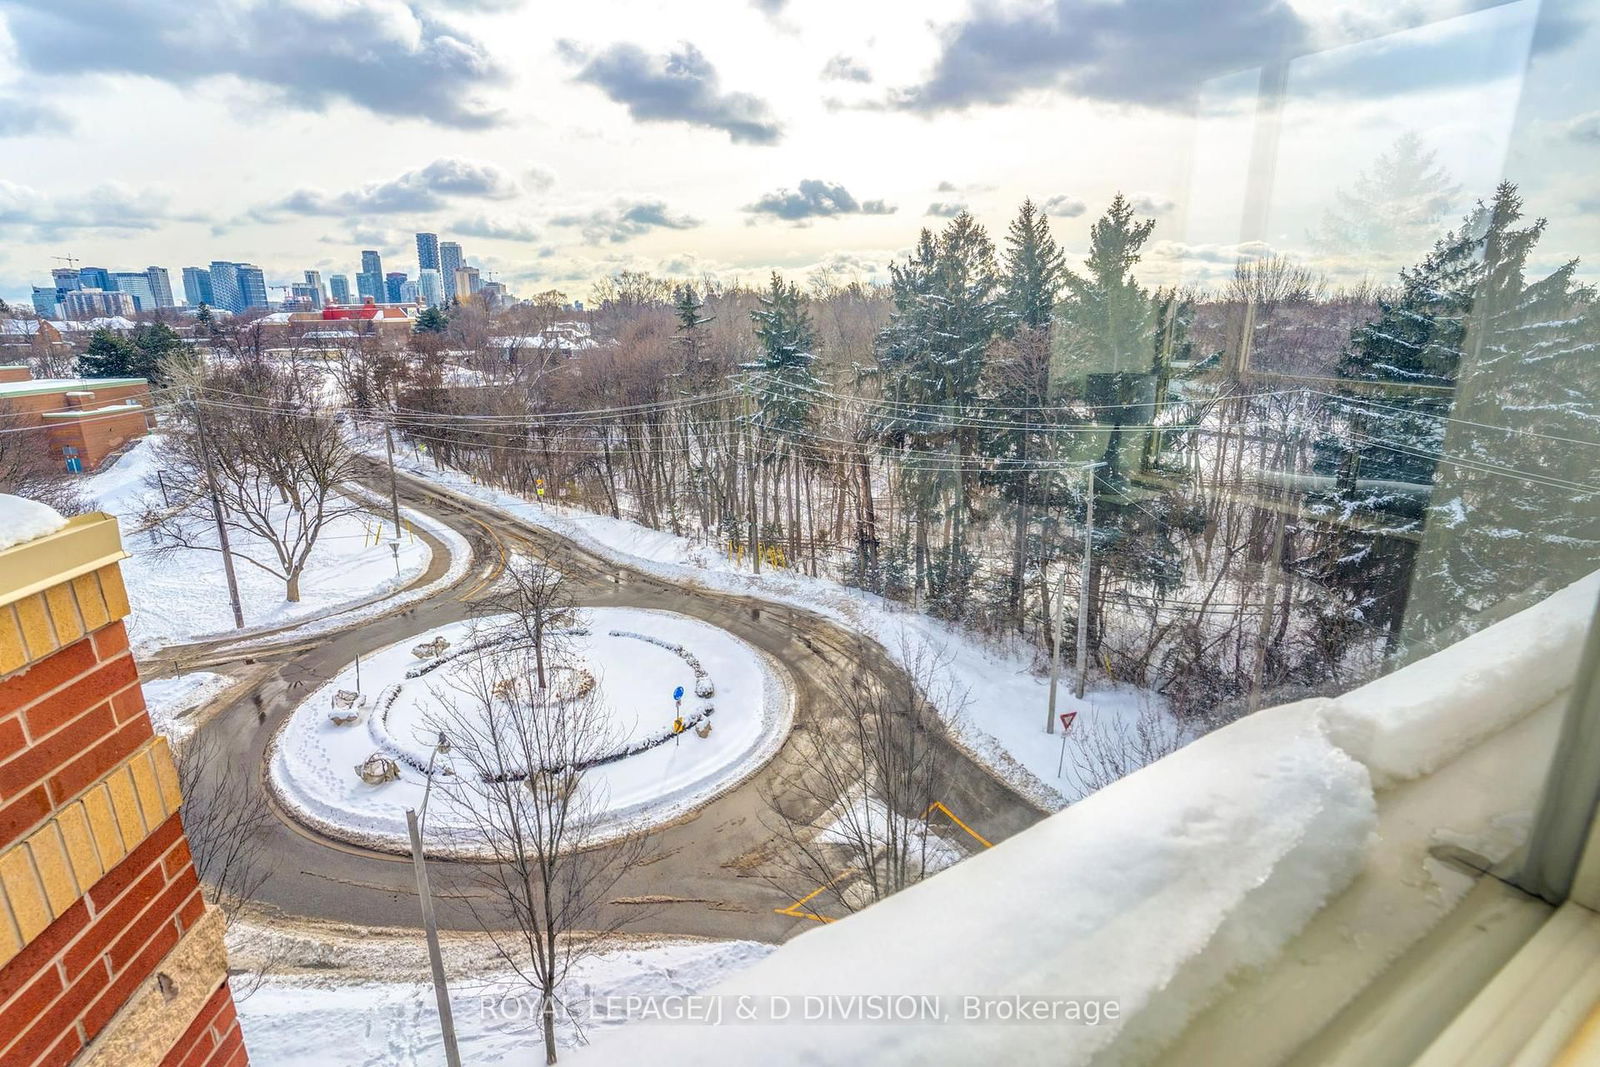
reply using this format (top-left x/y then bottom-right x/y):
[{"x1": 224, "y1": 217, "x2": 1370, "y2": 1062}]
[
  {"x1": 1074, "y1": 464, "x2": 1096, "y2": 700},
  {"x1": 190, "y1": 391, "x2": 244, "y2": 630},
  {"x1": 1046, "y1": 564, "x2": 1068, "y2": 733},
  {"x1": 384, "y1": 422, "x2": 403, "y2": 537}
]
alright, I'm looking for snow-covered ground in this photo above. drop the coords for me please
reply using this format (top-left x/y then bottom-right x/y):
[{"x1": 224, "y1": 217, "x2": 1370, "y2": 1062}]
[
  {"x1": 268, "y1": 607, "x2": 793, "y2": 855},
  {"x1": 229, "y1": 921, "x2": 773, "y2": 1067},
  {"x1": 139, "y1": 671, "x2": 235, "y2": 743},
  {"x1": 80, "y1": 437, "x2": 435, "y2": 653},
  {"x1": 379, "y1": 446, "x2": 1169, "y2": 810}
]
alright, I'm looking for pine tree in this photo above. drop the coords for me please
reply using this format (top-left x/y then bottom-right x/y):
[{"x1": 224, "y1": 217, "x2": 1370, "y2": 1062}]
[
  {"x1": 1056, "y1": 193, "x2": 1159, "y2": 489},
  {"x1": 128, "y1": 322, "x2": 181, "y2": 384},
  {"x1": 984, "y1": 200, "x2": 1070, "y2": 626},
  {"x1": 78, "y1": 329, "x2": 139, "y2": 379},
  {"x1": 414, "y1": 306, "x2": 449, "y2": 333},
  {"x1": 1311, "y1": 132, "x2": 1461, "y2": 268},
  {"x1": 1312, "y1": 181, "x2": 1600, "y2": 645},
  {"x1": 1000, "y1": 197, "x2": 1067, "y2": 333},
  {"x1": 744, "y1": 273, "x2": 820, "y2": 439},
  {"x1": 877, "y1": 213, "x2": 1001, "y2": 610}
]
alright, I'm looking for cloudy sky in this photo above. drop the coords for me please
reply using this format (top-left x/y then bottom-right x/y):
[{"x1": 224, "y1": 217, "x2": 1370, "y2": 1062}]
[{"x1": 0, "y1": 0, "x2": 1595, "y2": 305}]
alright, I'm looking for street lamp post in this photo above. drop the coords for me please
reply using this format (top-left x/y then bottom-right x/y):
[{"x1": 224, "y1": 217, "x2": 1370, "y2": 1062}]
[{"x1": 407, "y1": 733, "x2": 461, "y2": 1067}]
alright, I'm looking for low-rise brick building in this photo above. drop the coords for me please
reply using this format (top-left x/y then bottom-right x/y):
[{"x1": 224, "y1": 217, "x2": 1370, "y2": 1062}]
[
  {"x1": 0, "y1": 368, "x2": 152, "y2": 473},
  {"x1": 0, "y1": 502, "x2": 247, "y2": 1067}
]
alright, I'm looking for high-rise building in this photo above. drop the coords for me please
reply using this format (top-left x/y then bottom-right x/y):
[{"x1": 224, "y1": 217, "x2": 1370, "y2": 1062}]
[
  {"x1": 63, "y1": 289, "x2": 137, "y2": 318},
  {"x1": 51, "y1": 268, "x2": 81, "y2": 292},
  {"x1": 208, "y1": 260, "x2": 241, "y2": 312},
  {"x1": 77, "y1": 266, "x2": 111, "y2": 291},
  {"x1": 329, "y1": 274, "x2": 352, "y2": 304},
  {"x1": 454, "y1": 265, "x2": 482, "y2": 299},
  {"x1": 416, "y1": 232, "x2": 439, "y2": 275},
  {"x1": 235, "y1": 264, "x2": 268, "y2": 310},
  {"x1": 145, "y1": 266, "x2": 175, "y2": 309},
  {"x1": 110, "y1": 272, "x2": 156, "y2": 311},
  {"x1": 400, "y1": 279, "x2": 419, "y2": 303},
  {"x1": 439, "y1": 241, "x2": 463, "y2": 301},
  {"x1": 481, "y1": 280, "x2": 507, "y2": 310},
  {"x1": 357, "y1": 250, "x2": 383, "y2": 302},
  {"x1": 384, "y1": 272, "x2": 407, "y2": 303},
  {"x1": 418, "y1": 268, "x2": 443, "y2": 307},
  {"x1": 288, "y1": 283, "x2": 319, "y2": 309},
  {"x1": 31, "y1": 286, "x2": 58, "y2": 317},
  {"x1": 302, "y1": 270, "x2": 325, "y2": 309},
  {"x1": 183, "y1": 266, "x2": 214, "y2": 307}
]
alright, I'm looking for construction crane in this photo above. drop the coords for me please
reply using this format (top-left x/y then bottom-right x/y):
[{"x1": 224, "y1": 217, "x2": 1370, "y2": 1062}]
[{"x1": 51, "y1": 254, "x2": 80, "y2": 270}]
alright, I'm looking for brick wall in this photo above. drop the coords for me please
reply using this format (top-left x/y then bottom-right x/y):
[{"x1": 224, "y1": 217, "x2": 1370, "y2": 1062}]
[
  {"x1": 0, "y1": 622, "x2": 152, "y2": 853},
  {"x1": 0, "y1": 813, "x2": 206, "y2": 1067},
  {"x1": 0, "y1": 514, "x2": 246, "y2": 1066},
  {"x1": 159, "y1": 983, "x2": 247, "y2": 1067}
]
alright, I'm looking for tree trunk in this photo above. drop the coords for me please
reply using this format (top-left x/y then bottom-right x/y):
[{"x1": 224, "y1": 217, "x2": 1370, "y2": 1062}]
[{"x1": 285, "y1": 571, "x2": 301, "y2": 603}]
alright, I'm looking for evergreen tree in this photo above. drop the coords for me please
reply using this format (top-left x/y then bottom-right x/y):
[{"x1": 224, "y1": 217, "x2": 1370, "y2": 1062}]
[
  {"x1": 78, "y1": 329, "x2": 140, "y2": 379},
  {"x1": 414, "y1": 305, "x2": 449, "y2": 333},
  {"x1": 983, "y1": 200, "x2": 1070, "y2": 625},
  {"x1": 1312, "y1": 181, "x2": 1600, "y2": 645},
  {"x1": 1000, "y1": 197, "x2": 1067, "y2": 333},
  {"x1": 744, "y1": 273, "x2": 820, "y2": 438},
  {"x1": 877, "y1": 213, "x2": 1001, "y2": 613},
  {"x1": 1311, "y1": 132, "x2": 1460, "y2": 267},
  {"x1": 128, "y1": 322, "x2": 181, "y2": 383},
  {"x1": 1056, "y1": 193, "x2": 1159, "y2": 489}
]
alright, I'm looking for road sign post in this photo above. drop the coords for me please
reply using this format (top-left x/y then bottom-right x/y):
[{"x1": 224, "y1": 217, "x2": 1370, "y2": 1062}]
[{"x1": 1055, "y1": 711, "x2": 1078, "y2": 778}]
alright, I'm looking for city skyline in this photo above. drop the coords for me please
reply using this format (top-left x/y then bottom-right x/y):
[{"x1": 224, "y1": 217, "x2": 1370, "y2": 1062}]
[{"x1": 0, "y1": 0, "x2": 1595, "y2": 309}]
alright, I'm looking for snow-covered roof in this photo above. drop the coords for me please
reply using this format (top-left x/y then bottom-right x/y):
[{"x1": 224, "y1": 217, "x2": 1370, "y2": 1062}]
[
  {"x1": 0, "y1": 494, "x2": 67, "y2": 550},
  {"x1": 0, "y1": 376, "x2": 146, "y2": 398},
  {"x1": 0, "y1": 320, "x2": 47, "y2": 336},
  {"x1": 41, "y1": 402, "x2": 144, "y2": 418},
  {"x1": 48, "y1": 316, "x2": 136, "y2": 333}
]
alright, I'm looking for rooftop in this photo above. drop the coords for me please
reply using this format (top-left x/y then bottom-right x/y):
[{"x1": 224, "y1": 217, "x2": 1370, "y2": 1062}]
[{"x1": 0, "y1": 377, "x2": 147, "y2": 399}]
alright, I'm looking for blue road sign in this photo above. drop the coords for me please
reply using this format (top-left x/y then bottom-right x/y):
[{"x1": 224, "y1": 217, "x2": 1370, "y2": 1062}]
[{"x1": 673, "y1": 685, "x2": 685, "y2": 701}]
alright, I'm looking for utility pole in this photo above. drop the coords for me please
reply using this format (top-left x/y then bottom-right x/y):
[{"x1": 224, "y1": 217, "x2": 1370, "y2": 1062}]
[
  {"x1": 746, "y1": 385, "x2": 761, "y2": 575},
  {"x1": 1074, "y1": 464, "x2": 1096, "y2": 701},
  {"x1": 384, "y1": 422, "x2": 403, "y2": 537},
  {"x1": 1045, "y1": 563, "x2": 1068, "y2": 733},
  {"x1": 190, "y1": 391, "x2": 245, "y2": 630},
  {"x1": 408, "y1": 740, "x2": 461, "y2": 1067}
]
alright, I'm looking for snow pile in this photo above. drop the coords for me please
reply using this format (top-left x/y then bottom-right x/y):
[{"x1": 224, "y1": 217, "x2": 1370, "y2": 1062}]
[
  {"x1": 140, "y1": 671, "x2": 234, "y2": 743},
  {"x1": 0, "y1": 493, "x2": 67, "y2": 549},
  {"x1": 237, "y1": 939, "x2": 775, "y2": 1067},
  {"x1": 1325, "y1": 568, "x2": 1600, "y2": 786},
  {"x1": 268, "y1": 607, "x2": 794, "y2": 855},
  {"x1": 573, "y1": 702, "x2": 1375, "y2": 1066}
]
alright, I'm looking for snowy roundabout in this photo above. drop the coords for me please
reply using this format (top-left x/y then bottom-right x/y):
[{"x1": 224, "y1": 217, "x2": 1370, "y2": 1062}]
[{"x1": 268, "y1": 607, "x2": 794, "y2": 857}]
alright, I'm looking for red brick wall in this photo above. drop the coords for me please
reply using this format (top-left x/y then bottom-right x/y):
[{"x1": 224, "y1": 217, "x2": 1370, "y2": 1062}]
[
  {"x1": 0, "y1": 381, "x2": 154, "y2": 472},
  {"x1": 160, "y1": 982, "x2": 247, "y2": 1067},
  {"x1": 0, "y1": 813, "x2": 208, "y2": 1067},
  {"x1": 0, "y1": 623, "x2": 151, "y2": 852}
]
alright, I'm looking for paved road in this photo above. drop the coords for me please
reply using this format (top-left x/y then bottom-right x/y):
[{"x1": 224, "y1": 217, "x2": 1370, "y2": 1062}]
[{"x1": 176, "y1": 466, "x2": 1048, "y2": 944}]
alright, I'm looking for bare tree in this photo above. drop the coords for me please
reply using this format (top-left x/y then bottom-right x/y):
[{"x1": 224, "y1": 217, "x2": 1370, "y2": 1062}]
[
  {"x1": 174, "y1": 729, "x2": 278, "y2": 997},
  {"x1": 429, "y1": 647, "x2": 650, "y2": 1064},
  {"x1": 1063, "y1": 697, "x2": 1187, "y2": 796},
  {"x1": 149, "y1": 365, "x2": 363, "y2": 602},
  {"x1": 763, "y1": 634, "x2": 967, "y2": 916},
  {"x1": 473, "y1": 554, "x2": 574, "y2": 690}
]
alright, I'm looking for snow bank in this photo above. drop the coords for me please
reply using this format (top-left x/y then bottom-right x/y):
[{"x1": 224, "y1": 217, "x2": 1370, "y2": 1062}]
[
  {"x1": 573, "y1": 701, "x2": 1374, "y2": 1067},
  {"x1": 1324, "y1": 569, "x2": 1600, "y2": 786},
  {"x1": 237, "y1": 939, "x2": 775, "y2": 1067},
  {"x1": 140, "y1": 671, "x2": 234, "y2": 744},
  {"x1": 0, "y1": 493, "x2": 66, "y2": 549}
]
